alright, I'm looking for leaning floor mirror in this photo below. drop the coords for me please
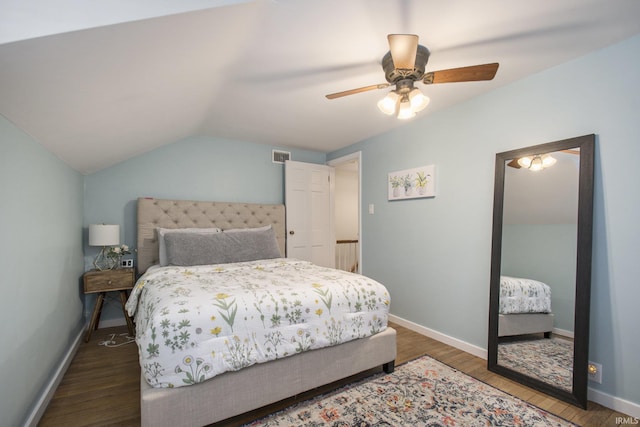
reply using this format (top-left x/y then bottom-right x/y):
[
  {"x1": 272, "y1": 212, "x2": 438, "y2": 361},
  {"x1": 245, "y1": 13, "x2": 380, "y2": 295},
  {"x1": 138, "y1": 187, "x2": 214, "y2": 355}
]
[{"x1": 488, "y1": 134, "x2": 595, "y2": 408}]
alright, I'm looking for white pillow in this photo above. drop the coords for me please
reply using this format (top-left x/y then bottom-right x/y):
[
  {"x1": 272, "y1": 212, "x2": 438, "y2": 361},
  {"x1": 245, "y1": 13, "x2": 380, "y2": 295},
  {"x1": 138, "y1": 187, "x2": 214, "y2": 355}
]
[
  {"x1": 157, "y1": 227, "x2": 221, "y2": 266},
  {"x1": 223, "y1": 224, "x2": 272, "y2": 233}
]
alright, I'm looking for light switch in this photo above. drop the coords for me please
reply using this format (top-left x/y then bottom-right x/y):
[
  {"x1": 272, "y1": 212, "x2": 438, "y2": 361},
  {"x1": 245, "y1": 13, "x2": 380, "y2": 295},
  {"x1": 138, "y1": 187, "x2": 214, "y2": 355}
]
[{"x1": 368, "y1": 204, "x2": 374, "y2": 214}]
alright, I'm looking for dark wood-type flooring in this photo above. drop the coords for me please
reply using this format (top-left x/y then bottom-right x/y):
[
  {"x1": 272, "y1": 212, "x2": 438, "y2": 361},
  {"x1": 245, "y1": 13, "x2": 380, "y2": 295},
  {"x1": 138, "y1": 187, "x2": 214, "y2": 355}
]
[{"x1": 38, "y1": 323, "x2": 630, "y2": 426}]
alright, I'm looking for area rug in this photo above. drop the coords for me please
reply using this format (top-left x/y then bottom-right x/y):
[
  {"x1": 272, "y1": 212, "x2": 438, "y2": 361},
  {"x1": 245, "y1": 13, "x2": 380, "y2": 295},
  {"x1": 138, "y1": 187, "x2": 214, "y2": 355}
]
[
  {"x1": 245, "y1": 355, "x2": 576, "y2": 426},
  {"x1": 498, "y1": 337, "x2": 573, "y2": 392}
]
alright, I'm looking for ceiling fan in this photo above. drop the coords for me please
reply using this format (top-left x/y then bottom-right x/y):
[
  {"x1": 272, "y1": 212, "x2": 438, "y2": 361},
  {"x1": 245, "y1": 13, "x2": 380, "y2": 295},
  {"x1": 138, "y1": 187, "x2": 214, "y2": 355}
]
[
  {"x1": 507, "y1": 149, "x2": 580, "y2": 171},
  {"x1": 326, "y1": 34, "x2": 499, "y2": 119}
]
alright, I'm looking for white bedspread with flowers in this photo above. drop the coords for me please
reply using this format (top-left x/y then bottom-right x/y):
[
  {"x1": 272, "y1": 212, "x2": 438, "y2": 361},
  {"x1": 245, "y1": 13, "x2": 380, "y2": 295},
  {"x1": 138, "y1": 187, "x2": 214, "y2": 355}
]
[
  {"x1": 499, "y1": 275, "x2": 552, "y2": 314},
  {"x1": 126, "y1": 258, "x2": 390, "y2": 388}
]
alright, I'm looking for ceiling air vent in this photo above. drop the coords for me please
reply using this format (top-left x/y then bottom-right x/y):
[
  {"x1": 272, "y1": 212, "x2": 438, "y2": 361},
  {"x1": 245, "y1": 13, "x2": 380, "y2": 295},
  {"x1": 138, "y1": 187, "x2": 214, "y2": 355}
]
[{"x1": 272, "y1": 150, "x2": 291, "y2": 164}]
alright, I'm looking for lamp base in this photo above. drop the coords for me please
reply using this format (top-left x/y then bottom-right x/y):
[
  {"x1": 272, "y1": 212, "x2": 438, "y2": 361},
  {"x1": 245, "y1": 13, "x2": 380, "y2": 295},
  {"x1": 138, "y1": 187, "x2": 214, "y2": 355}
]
[{"x1": 93, "y1": 247, "x2": 117, "y2": 270}]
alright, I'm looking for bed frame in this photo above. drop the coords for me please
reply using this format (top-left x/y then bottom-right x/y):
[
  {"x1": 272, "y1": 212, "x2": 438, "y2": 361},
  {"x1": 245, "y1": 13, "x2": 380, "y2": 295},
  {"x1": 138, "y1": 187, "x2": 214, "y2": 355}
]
[
  {"x1": 498, "y1": 313, "x2": 554, "y2": 338},
  {"x1": 135, "y1": 197, "x2": 397, "y2": 427}
]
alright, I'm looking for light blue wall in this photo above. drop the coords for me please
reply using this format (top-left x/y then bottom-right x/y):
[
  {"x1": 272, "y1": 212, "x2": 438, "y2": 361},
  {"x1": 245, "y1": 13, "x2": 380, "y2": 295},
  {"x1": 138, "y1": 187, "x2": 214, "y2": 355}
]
[
  {"x1": 83, "y1": 135, "x2": 325, "y2": 322},
  {"x1": 329, "y1": 34, "x2": 640, "y2": 407},
  {"x1": 5, "y1": 28, "x2": 637, "y2": 426},
  {"x1": 502, "y1": 224, "x2": 577, "y2": 332},
  {"x1": 11, "y1": 33, "x2": 634, "y2": 422},
  {"x1": 0, "y1": 116, "x2": 84, "y2": 427}
]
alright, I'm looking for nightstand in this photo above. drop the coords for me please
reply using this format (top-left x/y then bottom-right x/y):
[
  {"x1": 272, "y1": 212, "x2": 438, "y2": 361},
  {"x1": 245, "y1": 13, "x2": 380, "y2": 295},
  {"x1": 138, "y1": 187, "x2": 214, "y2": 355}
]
[{"x1": 83, "y1": 268, "x2": 135, "y2": 342}]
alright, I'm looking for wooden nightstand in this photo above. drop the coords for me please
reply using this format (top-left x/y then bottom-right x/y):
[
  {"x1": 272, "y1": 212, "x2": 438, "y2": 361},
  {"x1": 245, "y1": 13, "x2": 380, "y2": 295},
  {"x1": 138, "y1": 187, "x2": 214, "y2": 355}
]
[{"x1": 83, "y1": 268, "x2": 135, "y2": 342}]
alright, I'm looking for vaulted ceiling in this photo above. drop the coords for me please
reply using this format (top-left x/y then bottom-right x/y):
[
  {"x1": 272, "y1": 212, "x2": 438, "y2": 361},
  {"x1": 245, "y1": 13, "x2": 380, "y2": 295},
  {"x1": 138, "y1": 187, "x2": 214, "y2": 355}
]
[{"x1": 2, "y1": 0, "x2": 640, "y2": 174}]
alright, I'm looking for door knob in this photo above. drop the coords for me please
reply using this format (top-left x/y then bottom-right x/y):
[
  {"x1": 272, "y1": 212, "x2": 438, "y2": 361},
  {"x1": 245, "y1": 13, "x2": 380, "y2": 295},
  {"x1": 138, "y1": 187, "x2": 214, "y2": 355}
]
[{"x1": 289, "y1": 230, "x2": 295, "y2": 235}]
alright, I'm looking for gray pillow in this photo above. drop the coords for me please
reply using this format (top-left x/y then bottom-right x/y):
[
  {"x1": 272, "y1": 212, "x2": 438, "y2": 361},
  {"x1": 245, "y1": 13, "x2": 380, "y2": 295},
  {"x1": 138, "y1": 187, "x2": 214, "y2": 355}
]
[
  {"x1": 164, "y1": 227, "x2": 281, "y2": 266},
  {"x1": 156, "y1": 227, "x2": 222, "y2": 266}
]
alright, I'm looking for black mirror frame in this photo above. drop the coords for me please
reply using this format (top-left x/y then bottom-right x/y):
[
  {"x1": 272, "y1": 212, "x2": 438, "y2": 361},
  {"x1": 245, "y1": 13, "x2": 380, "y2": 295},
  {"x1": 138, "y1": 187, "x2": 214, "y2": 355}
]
[{"x1": 488, "y1": 134, "x2": 595, "y2": 409}]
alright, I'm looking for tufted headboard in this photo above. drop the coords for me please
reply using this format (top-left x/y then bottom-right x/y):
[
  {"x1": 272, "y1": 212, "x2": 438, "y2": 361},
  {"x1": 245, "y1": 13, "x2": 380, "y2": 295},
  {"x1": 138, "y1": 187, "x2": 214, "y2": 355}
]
[{"x1": 136, "y1": 197, "x2": 286, "y2": 275}]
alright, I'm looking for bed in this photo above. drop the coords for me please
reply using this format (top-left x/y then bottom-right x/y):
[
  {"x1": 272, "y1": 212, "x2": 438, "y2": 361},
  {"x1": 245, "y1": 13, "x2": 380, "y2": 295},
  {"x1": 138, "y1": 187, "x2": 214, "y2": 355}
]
[
  {"x1": 498, "y1": 275, "x2": 554, "y2": 338},
  {"x1": 128, "y1": 197, "x2": 397, "y2": 427}
]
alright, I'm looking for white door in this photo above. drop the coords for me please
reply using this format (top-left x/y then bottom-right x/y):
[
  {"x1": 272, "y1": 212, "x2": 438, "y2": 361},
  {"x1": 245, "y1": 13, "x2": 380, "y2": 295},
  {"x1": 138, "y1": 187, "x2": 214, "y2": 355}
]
[
  {"x1": 328, "y1": 152, "x2": 361, "y2": 273},
  {"x1": 285, "y1": 160, "x2": 335, "y2": 268}
]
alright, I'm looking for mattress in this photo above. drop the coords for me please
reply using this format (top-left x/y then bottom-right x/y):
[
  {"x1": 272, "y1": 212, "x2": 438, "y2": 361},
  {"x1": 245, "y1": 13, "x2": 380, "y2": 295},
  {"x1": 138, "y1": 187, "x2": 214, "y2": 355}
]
[
  {"x1": 499, "y1": 275, "x2": 552, "y2": 314},
  {"x1": 126, "y1": 258, "x2": 390, "y2": 388}
]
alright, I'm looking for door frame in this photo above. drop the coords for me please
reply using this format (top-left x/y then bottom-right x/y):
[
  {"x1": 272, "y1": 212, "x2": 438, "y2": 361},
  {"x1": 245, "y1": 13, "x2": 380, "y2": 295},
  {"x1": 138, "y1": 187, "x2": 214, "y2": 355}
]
[{"x1": 328, "y1": 151, "x2": 362, "y2": 273}]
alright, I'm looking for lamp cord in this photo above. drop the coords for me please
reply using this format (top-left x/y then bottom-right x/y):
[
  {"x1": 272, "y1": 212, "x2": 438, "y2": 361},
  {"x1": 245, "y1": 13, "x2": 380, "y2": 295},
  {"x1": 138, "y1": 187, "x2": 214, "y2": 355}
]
[{"x1": 98, "y1": 333, "x2": 135, "y2": 347}]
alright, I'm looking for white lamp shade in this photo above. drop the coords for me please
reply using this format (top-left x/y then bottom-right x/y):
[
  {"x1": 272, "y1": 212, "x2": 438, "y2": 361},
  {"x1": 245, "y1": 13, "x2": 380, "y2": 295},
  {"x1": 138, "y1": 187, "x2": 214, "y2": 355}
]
[
  {"x1": 89, "y1": 224, "x2": 120, "y2": 246},
  {"x1": 529, "y1": 157, "x2": 544, "y2": 171},
  {"x1": 396, "y1": 98, "x2": 416, "y2": 120},
  {"x1": 409, "y1": 88, "x2": 429, "y2": 112},
  {"x1": 517, "y1": 156, "x2": 533, "y2": 168},
  {"x1": 541, "y1": 154, "x2": 557, "y2": 167},
  {"x1": 377, "y1": 91, "x2": 400, "y2": 115}
]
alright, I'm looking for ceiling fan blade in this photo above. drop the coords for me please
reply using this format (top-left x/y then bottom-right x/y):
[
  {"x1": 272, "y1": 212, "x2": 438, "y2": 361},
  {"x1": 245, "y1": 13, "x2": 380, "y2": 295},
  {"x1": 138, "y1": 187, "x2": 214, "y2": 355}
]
[
  {"x1": 423, "y1": 63, "x2": 499, "y2": 84},
  {"x1": 388, "y1": 34, "x2": 419, "y2": 69},
  {"x1": 507, "y1": 159, "x2": 521, "y2": 169},
  {"x1": 325, "y1": 83, "x2": 389, "y2": 100}
]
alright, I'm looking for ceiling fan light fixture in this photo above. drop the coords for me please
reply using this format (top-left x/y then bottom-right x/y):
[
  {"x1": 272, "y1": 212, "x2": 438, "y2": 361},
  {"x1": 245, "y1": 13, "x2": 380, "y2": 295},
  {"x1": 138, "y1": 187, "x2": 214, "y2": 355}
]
[
  {"x1": 517, "y1": 154, "x2": 556, "y2": 171},
  {"x1": 377, "y1": 91, "x2": 400, "y2": 115},
  {"x1": 409, "y1": 88, "x2": 429, "y2": 112},
  {"x1": 325, "y1": 34, "x2": 499, "y2": 121},
  {"x1": 396, "y1": 96, "x2": 416, "y2": 120}
]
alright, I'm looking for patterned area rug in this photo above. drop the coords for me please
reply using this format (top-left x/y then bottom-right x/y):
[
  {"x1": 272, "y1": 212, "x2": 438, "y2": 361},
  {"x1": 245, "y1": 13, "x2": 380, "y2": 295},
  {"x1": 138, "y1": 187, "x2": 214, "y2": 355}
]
[
  {"x1": 245, "y1": 355, "x2": 576, "y2": 426},
  {"x1": 498, "y1": 337, "x2": 573, "y2": 392}
]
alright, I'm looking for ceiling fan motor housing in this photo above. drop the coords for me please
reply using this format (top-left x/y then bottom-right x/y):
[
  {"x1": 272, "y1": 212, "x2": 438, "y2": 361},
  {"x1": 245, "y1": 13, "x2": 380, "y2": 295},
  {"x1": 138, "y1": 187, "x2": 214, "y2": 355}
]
[{"x1": 382, "y1": 45, "x2": 430, "y2": 83}]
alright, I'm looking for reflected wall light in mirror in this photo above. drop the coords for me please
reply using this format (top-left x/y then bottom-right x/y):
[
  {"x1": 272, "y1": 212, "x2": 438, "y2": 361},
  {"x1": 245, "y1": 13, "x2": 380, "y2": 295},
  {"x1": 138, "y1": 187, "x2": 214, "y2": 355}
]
[{"x1": 488, "y1": 134, "x2": 595, "y2": 409}]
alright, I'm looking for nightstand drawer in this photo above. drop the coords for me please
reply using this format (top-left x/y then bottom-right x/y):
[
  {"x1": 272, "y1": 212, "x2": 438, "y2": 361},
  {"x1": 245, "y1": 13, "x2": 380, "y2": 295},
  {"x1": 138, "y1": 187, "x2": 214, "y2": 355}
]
[{"x1": 84, "y1": 269, "x2": 135, "y2": 293}]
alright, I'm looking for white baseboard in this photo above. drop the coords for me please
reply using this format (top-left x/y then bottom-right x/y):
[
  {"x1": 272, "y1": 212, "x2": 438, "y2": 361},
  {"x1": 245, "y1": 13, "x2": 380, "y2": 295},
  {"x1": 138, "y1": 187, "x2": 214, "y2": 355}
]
[
  {"x1": 389, "y1": 313, "x2": 640, "y2": 418},
  {"x1": 24, "y1": 327, "x2": 84, "y2": 427},
  {"x1": 589, "y1": 388, "x2": 640, "y2": 419},
  {"x1": 552, "y1": 327, "x2": 574, "y2": 339},
  {"x1": 388, "y1": 314, "x2": 487, "y2": 360}
]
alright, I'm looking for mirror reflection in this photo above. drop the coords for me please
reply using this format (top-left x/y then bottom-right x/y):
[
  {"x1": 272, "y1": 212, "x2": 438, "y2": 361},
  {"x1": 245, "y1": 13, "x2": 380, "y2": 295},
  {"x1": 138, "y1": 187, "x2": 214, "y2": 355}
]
[
  {"x1": 497, "y1": 148, "x2": 580, "y2": 392},
  {"x1": 488, "y1": 134, "x2": 594, "y2": 409}
]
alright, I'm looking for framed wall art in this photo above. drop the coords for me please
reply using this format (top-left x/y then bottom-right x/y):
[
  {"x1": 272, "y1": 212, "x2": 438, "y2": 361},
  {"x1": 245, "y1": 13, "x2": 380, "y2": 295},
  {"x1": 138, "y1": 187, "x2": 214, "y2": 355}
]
[{"x1": 388, "y1": 164, "x2": 436, "y2": 200}]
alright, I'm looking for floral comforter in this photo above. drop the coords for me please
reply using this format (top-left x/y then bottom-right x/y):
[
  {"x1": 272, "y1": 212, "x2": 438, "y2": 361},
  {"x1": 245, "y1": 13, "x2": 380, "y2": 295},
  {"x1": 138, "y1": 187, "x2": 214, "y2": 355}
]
[
  {"x1": 499, "y1": 275, "x2": 552, "y2": 314},
  {"x1": 126, "y1": 258, "x2": 390, "y2": 388}
]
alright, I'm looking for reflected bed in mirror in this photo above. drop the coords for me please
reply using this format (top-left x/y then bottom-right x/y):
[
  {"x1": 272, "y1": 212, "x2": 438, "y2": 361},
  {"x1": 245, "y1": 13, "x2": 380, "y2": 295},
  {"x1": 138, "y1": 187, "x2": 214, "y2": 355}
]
[{"x1": 488, "y1": 134, "x2": 595, "y2": 408}]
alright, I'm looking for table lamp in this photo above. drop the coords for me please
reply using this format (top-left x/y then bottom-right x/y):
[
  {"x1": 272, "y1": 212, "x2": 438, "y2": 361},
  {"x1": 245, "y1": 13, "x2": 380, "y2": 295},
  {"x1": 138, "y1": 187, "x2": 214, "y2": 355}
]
[{"x1": 89, "y1": 224, "x2": 120, "y2": 270}]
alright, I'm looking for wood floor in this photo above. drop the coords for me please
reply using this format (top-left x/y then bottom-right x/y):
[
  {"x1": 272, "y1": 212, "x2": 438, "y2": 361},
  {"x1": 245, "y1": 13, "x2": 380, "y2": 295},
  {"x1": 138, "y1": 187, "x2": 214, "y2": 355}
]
[{"x1": 39, "y1": 323, "x2": 630, "y2": 426}]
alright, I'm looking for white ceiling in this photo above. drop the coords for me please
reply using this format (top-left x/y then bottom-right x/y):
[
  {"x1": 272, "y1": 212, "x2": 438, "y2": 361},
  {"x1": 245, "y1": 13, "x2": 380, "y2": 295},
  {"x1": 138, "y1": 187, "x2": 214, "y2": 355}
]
[
  {"x1": 504, "y1": 151, "x2": 579, "y2": 225},
  {"x1": 2, "y1": 0, "x2": 640, "y2": 174}
]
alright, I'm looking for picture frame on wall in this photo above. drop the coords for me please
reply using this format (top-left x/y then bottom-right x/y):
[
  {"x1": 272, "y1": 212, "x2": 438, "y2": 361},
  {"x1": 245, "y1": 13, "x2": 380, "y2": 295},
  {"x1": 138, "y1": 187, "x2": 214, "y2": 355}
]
[{"x1": 388, "y1": 164, "x2": 436, "y2": 200}]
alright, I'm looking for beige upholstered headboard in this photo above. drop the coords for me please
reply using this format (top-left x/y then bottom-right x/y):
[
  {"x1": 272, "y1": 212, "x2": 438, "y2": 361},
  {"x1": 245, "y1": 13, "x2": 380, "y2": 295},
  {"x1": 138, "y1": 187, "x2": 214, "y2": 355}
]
[{"x1": 136, "y1": 197, "x2": 286, "y2": 274}]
